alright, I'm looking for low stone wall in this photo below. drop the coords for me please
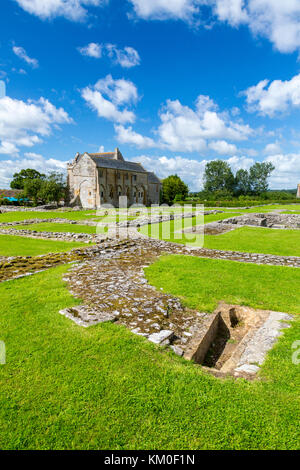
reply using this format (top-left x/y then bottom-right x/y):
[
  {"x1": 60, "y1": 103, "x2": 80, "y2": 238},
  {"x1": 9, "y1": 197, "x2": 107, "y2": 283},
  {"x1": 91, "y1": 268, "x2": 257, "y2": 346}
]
[
  {"x1": 117, "y1": 210, "x2": 220, "y2": 228},
  {"x1": 222, "y1": 213, "x2": 300, "y2": 229},
  {"x1": 0, "y1": 227, "x2": 96, "y2": 242},
  {"x1": 0, "y1": 205, "x2": 84, "y2": 212},
  {"x1": 0, "y1": 218, "x2": 99, "y2": 227}
]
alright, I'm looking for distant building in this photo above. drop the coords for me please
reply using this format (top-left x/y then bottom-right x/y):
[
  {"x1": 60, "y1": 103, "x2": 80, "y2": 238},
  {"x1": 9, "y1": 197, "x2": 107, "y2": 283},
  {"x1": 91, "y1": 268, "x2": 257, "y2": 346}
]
[
  {"x1": 0, "y1": 189, "x2": 22, "y2": 203},
  {"x1": 67, "y1": 148, "x2": 161, "y2": 208},
  {"x1": 297, "y1": 184, "x2": 300, "y2": 199}
]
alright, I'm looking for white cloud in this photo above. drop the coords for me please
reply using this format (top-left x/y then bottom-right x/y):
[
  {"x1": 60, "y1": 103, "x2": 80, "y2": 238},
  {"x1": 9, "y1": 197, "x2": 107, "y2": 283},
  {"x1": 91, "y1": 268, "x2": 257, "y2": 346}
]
[
  {"x1": 0, "y1": 152, "x2": 68, "y2": 188},
  {"x1": 265, "y1": 153, "x2": 300, "y2": 189},
  {"x1": 243, "y1": 73, "x2": 300, "y2": 116},
  {"x1": 15, "y1": 0, "x2": 103, "y2": 22},
  {"x1": 157, "y1": 96, "x2": 252, "y2": 152},
  {"x1": 0, "y1": 142, "x2": 19, "y2": 155},
  {"x1": 245, "y1": 0, "x2": 300, "y2": 54},
  {"x1": 212, "y1": 0, "x2": 247, "y2": 26},
  {"x1": 208, "y1": 140, "x2": 238, "y2": 155},
  {"x1": 94, "y1": 75, "x2": 138, "y2": 105},
  {"x1": 129, "y1": 1, "x2": 300, "y2": 54},
  {"x1": 78, "y1": 43, "x2": 102, "y2": 58},
  {"x1": 78, "y1": 43, "x2": 140, "y2": 67},
  {"x1": 115, "y1": 95, "x2": 252, "y2": 153},
  {"x1": 81, "y1": 88, "x2": 135, "y2": 124},
  {"x1": 114, "y1": 124, "x2": 156, "y2": 148},
  {"x1": 214, "y1": 2, "x2": 300, "y2": 53},
  {"x1": 264, "y1": 141, "x2": 282, "y2": 155},
  {"x1": 105, "y1": 44, "x2": 140, "y2": 68},
  {"x1": 0, "y1": 96, "x2": 72, "y2": 155},
  {"x1": 13, "y1": 46, "x2": 39, "y2": 68},
  {"x1": 128, "y1": 0, "x2": 200, "y2": 22},
  {"x1": 226, "y1": 155, "x2": 254, "y2": 172},
  {"x1": 81, "y1": 75, "x2": 139, "y2": 124},
  {"x1": 131, "y1": 154, "x2": 207, "y2": 191}
]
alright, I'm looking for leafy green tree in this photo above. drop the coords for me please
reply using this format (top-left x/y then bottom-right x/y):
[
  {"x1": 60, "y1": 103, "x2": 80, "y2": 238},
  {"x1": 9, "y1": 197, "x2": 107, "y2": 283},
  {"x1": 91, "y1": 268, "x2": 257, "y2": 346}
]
[
  {"x1": 235, "y1": 169, "x2": 251, "y2": 196},
  {"x1": 249, "y1": 162, "x2": 275, "y2": 195},
  {"x1": 21, "y1": 172, "x2": 67, "y2": 206},
  {"x1": 38, "y1": 172, "x2": 67, "y2": 205},
  {"x1": 162, "y1": 175, "x2": 189, "y2": 205},
  {"x1": 203, "y1": 160, "x2": 235, "y2": 193},
  {"x1": 23, "y1": 178, "x2": 44, "y2": 206},
  {"x1": 10, "y1": 169, "x2": 46, "y2": 190}
]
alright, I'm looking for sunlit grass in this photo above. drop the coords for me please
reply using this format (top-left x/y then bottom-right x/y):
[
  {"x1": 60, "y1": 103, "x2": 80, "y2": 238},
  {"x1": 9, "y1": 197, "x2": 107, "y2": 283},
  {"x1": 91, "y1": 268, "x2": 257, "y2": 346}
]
[
  {"x1": 0, "y1": 234, "x2": 87, "y2": 256},
  {"x1": 0, "y1": 264, "x2": 299, "y2": 449},
  {"x1": 204, "y1": 226, "x2": 300, "y2": 257}
]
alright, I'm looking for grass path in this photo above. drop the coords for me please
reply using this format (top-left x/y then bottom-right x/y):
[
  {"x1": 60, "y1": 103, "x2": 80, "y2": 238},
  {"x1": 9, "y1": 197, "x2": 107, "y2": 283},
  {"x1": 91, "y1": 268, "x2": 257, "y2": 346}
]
[{"x1": 0, "y1": 263, "x2": 299, "y2": 449}]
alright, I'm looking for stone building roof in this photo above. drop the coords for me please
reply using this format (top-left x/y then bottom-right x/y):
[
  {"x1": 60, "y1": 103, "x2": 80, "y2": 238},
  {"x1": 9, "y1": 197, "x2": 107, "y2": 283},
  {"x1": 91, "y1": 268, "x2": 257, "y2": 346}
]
[
  {"x1": 88, "y1": 155, "x2": 148, "y2": 173},
  {"x1": 147, "y1": 172, "x2": 161, "y2": 184},
  {"x1": 89, "y1": 152, "x2": 115, "y2": 159}
]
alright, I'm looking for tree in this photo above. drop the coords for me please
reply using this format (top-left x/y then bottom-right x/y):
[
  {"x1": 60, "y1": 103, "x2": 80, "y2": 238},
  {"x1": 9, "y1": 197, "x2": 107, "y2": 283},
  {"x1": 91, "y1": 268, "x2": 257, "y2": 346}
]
[
  {"x1": 162, "y1": 175, "x2": 189, "y2": 204},
  {"x1": 249, "y1": 162, "x2": 275, "y2": 195},
  {"x1": 22, "y1": 171, "x2": 67, "y2": 206},
  {"x1": 203, "y1": 160, "x2": 235, "y2": 193},
  {"x1": 23, "y1": 178, "x2": 44, "y2": 206},
  {"x1": 38, "y1": 172, "x2": 67, "y2": 205},
  {"x1": 235, "y1": 169, "x2": 251, "y2": 196},
  {"x1": 10, "y1": 169, "x2": 46, "y2": 190}
]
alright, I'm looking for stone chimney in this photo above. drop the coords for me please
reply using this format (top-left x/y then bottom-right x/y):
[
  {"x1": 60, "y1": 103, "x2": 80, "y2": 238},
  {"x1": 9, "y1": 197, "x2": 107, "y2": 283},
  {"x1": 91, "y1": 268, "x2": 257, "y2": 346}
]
[{"x1": 114, "y1": 147, "x2": 124, "y2": 161}]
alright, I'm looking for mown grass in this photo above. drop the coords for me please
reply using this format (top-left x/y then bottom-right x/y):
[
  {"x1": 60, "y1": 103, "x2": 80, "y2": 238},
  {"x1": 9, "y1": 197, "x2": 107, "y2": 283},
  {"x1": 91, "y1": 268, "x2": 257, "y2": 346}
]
[
  {"x1": 0, "y1": 234, "x2": 87, "y2": 257},
  {"x1": 204, "y1": 226, "x2": 300, "y2": 257},
  {"x1": 145, "y1": 255, "x2": 300, "y2": 314},
  {"x1": 0, "y1": 263, "x2": 299, "y2": 449},
  {"x1": 240, "y1": 204, "x2": 300, "y2": 213},
  {"x1": 282, "y1": 211, "x2": 300, "y2": 215}
]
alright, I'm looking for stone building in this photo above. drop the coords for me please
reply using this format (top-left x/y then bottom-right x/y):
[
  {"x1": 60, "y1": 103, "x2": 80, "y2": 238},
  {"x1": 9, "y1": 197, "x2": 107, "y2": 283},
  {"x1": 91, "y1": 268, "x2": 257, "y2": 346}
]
[
  {"x1": 67, "y1": 148, "x2": 161, "y2": 208},
  {"x1": 297, "y1": 183, "x2": 300, "y2": 199}
]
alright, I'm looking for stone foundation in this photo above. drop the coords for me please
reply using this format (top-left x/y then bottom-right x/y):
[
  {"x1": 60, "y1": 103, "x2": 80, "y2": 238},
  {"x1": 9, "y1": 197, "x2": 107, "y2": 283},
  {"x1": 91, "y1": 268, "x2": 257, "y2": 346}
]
[{"x1": 222, "y1": 213, "x2": 300, "y2": 229}]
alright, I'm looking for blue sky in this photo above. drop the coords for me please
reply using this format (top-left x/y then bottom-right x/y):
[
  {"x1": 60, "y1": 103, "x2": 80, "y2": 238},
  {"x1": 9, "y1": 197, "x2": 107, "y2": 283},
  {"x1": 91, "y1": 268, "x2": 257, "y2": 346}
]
[{"x1": 1, "y1": 0, "x2": 300, "y2": 190}]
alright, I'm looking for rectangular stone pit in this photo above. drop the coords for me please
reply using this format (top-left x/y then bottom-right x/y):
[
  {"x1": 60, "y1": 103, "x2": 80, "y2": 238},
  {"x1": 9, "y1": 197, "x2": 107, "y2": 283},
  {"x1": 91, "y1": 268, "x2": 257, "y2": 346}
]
[{"x1": 184, "y1": 303, "x2": 277, "y2": 377}]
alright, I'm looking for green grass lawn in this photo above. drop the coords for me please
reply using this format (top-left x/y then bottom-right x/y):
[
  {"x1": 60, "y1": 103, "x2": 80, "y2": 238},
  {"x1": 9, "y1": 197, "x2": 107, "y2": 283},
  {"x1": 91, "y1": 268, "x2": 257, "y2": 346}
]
[
  {"x1": 282, "y1": 211, "x2": 300, "y2": 215},
  {"x1": 240, "y1": 204, "x2": 300, "y2": 213},
  {"x1": 0, "y1": 234, "x2": 87, "y2": 257},
  {"x1": 145, "y1": 255, "x2": 300, "y2": 314},
  {"x1": 0, "y1": 263, "x2": 299, "y2": 449},
  {"x1": 0, "y1": 222, "x2": 106, "y2": 235},
  {"x1": 204, "y1": 226, "x2": 300, "y2": 257}
]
